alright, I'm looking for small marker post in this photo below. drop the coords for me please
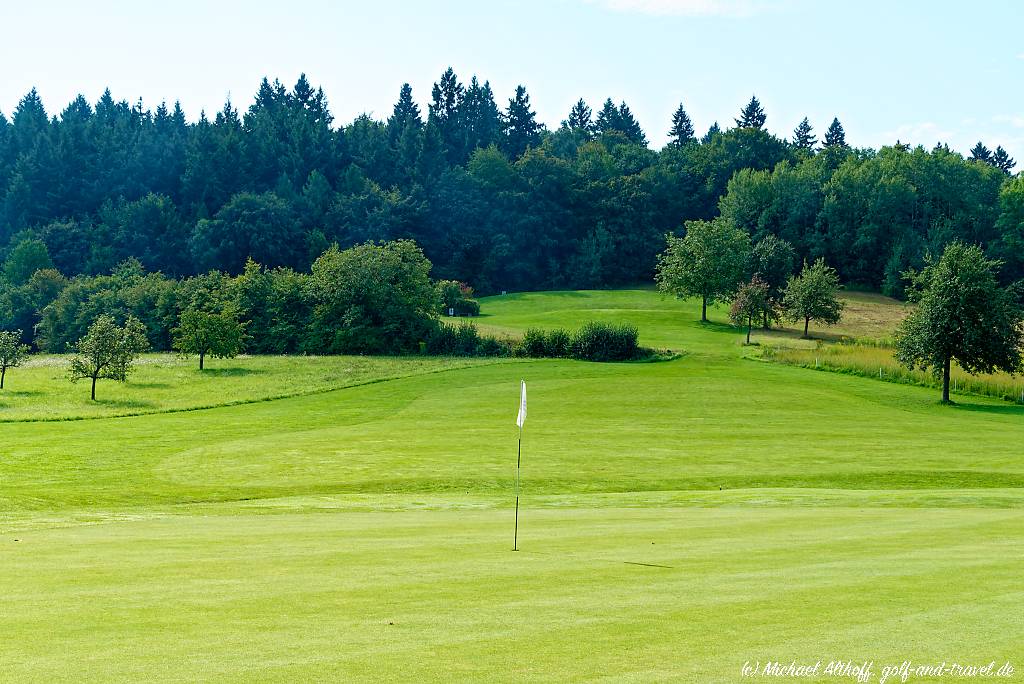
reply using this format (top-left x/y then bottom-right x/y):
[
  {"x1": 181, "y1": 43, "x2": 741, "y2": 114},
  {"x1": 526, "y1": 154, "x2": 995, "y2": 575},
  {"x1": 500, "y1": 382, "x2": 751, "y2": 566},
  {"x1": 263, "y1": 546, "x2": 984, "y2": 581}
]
[
  {"x1": 514, "y1": 379, "x2": 527, "y2": 551},
  {"x1": 514, "y1": 424, "x2": 521, "y2": 551}
]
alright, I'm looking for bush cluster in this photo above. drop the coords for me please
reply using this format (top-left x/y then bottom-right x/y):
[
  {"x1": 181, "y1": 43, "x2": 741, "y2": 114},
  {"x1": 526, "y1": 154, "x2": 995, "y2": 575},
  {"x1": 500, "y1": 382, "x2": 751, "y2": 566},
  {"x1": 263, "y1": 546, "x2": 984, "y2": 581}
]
[
  {"x1": 567, "y1": 322, "x2": 641, "y2": 361},
  {"x1": 435, "y1": 280, "x2": 481, "y2": 317},
  {"x1": 426, "y1": 320, "x2": 644, "y2": 362}
]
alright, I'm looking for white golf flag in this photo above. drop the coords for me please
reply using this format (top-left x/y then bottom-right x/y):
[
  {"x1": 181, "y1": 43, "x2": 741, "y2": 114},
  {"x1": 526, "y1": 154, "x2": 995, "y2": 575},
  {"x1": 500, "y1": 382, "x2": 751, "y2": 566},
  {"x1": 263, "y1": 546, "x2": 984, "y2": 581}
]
[{"x1": 516, "y1": 380, "x2": 527, "y2": 428}]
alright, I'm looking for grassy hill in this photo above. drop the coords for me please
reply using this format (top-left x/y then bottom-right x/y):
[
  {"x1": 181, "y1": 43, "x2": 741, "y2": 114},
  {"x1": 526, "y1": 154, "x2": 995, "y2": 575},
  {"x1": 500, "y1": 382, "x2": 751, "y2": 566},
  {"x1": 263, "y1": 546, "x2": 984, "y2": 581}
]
[{"x1": 1, "y1": 290, "x2": 1021, "y2": 682}]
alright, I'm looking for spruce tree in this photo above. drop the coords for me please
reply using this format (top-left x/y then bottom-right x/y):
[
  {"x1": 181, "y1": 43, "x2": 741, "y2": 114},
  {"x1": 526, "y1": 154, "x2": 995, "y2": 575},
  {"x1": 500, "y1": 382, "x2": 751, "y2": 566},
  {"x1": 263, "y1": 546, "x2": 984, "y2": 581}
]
[
  {"x1": 501, "y1": 85, "x2": 542, "y2": 159},
  {"x1": 416, "y1": 121, "x2": 446, "y2": 184},
  {"x1": 701, "y1": 121, "x2": 721, "y2": 144},
  {"x1": 969, "y1": 141, "x2": 992, "y2": 164},
  {"x1": 993, "y1": 146, "x2": 1016, "y2": 175},
  {"x1": 594, "y1": 99, "x2": 646, "y2": 145},
  {"x1": 616, "y1": 102, "x2": 647, "y2": 145},
  {"x1": 563, "y1": 99, "x2": 593, "y2": 135},
  {"x1": 594, "y1": 98, "x2": 621, "y2": 137},
  {"x1": 428, "y1": 67, "x2": 465, "y2": 163},
  {"x1": 792, "y1": 117, "x2": 816, "y2": 152},
  {"x1": 735, "y1": 96, "x2": 766, "y2": 129},
  {"x1": 461, "y1": 77, "x2": 502, "y2": 152},
  {"x1": 387, "y1": 83, "x2": 422, "y2": 145},
  {"x1": 668, "y1": 103, "x2": 694, "y2": 146},
  {"x1": 823, "y1": 117, "x2": 848, "y2": 148}
]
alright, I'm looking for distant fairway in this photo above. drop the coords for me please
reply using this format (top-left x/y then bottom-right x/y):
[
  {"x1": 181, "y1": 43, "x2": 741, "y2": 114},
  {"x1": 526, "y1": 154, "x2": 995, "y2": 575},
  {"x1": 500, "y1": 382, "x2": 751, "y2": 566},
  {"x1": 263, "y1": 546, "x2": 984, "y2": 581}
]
[{"x1": 2, "y1": 290, "x2": 1022, "y2": 682}]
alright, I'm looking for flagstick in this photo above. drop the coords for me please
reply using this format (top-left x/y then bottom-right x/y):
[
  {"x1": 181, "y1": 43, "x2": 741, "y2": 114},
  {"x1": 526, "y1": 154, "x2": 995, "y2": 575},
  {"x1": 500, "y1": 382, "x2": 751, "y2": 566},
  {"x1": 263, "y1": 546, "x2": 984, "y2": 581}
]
[{"x1": 514, "y1": 425, "x2": 521, "y2": 551}]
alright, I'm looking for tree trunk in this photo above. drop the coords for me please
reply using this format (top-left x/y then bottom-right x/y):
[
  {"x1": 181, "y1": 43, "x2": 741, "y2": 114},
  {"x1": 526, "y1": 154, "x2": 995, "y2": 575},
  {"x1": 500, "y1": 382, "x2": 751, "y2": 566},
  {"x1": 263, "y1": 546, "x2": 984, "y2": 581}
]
[
  {"x1": 762, "y1": 310, "x2": 770, "y2": 330},
  {"x1": 199, "y1": 351, "x2": 205, "y2": 371},
  {"x1": 746, "y1": 316, "x2": 752, "y2": 344},
  {"x1": 91, "y1": 375, "x2": 97, "y2": 401},
  {"x1": 1, "y1": 366, "x2": 5, "y2": 389},
  {"x1": 701, "y1": 297, "x2": 707, "y2": 323},
  {"x1": 803, "y1": 316, "x2": 810, "y2": 338},
  {"x1": 942, "y1": 357, "x2": 951, "y2": 403}
]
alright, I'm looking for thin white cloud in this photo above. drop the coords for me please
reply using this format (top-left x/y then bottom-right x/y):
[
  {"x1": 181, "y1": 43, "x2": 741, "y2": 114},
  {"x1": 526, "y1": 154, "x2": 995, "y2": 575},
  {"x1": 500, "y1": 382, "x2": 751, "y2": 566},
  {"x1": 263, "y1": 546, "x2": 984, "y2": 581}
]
[
  {"x1": 588, "y1": 0, "x2": 780, "y2": 17},
  {"x1": 883, "y1": 121, "x2": 955, "y2": 145},
  {"x1": 994, "y1": 114, "x2": 1024, "y2": 128}
]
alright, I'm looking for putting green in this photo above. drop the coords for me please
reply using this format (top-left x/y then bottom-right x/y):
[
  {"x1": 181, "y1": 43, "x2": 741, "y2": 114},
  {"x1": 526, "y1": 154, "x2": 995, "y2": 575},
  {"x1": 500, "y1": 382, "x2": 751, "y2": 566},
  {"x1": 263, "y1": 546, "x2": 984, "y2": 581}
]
[{"x1": 1, "y1": 290, "x2": 1021, "y2": 682}]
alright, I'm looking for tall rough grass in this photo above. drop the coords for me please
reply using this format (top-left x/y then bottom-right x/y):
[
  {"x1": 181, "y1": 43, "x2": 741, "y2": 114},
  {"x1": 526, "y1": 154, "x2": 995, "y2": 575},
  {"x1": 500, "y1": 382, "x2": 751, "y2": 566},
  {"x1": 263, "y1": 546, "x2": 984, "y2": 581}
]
[{"x1": 763, "y1": 342, "x2": 1024, "y2": 404}]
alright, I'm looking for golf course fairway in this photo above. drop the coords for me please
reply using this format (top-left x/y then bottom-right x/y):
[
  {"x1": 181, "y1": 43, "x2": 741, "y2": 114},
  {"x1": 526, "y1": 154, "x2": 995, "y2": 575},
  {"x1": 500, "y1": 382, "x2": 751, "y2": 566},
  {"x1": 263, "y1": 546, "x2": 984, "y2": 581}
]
[{"x1": 1, "y1": 290, "x2": 1021, "y2": 682}]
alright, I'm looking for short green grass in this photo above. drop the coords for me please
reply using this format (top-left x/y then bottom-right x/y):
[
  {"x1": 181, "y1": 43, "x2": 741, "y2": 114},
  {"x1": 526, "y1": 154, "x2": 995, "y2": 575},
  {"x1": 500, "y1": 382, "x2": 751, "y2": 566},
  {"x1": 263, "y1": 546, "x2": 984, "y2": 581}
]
[
  {"x1": 1, "y1": 289, "x2": 1022, "y2": 682},
  {"x1": 0, "y1": 354, "x2": 498, "y2": 421}
]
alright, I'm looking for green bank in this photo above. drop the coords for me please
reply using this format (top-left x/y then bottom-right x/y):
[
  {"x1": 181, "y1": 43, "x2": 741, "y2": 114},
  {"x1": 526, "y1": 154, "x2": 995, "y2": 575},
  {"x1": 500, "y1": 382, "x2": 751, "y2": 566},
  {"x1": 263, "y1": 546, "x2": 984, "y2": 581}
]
[{"x1": 1, "y1": 289, "x2": 1021, "y2": 682}]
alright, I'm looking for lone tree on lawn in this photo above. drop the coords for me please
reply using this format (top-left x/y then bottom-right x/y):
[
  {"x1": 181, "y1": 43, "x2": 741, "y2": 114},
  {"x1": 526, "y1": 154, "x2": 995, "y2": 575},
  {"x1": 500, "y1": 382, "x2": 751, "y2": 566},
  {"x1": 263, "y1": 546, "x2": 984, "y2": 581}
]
[
  {"x1": 729, "y1": 277, "x2": 773, "y2": 344},
  {"x1": 751, "y1": 235, "x2": 796, "y2": 329},
  {"x1": 0, "y1": 330, "x2": 29, "y2": 389},
  {"x1": 783, "y1": 258, "x2": 844, "y2": 338},
  {"x1": 173, "y1": 306, "x2": 245, "y2": 370},
  {"x1": 69, "y1": 315, "x2": 149, "y2": 400},
  {"x1": 894, "y1": 243, "x2": 1023, "y2": 403},
  {"x1": 656, "y1": 217, "x2": 751, "y2": 322}
]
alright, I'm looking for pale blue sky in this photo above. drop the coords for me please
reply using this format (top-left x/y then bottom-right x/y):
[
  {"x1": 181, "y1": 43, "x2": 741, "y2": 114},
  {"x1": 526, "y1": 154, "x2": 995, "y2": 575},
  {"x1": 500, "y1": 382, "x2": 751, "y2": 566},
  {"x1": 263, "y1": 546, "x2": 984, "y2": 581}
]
[{"x1": 2, "y1": 0, "x2": 1022, "y2": 161}]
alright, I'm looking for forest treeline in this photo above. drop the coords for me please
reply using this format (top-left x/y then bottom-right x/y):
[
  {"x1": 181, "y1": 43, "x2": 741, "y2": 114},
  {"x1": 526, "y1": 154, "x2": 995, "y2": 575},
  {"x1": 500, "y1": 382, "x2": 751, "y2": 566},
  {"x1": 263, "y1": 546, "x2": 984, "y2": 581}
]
[{"x1": 0, "y1": 70, "x2": 1021, "y2": 308}]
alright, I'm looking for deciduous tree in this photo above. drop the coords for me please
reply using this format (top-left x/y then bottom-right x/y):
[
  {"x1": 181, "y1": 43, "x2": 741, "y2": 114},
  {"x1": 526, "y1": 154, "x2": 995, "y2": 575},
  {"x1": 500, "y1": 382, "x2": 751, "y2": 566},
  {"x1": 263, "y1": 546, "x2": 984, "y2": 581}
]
[
  {"x1": 782, "y1": 258, "x2": 844, "y2": 338},
  {"x1": 751, "y1": 235, "x2": 796, "y2": 328},
  {"x1": 68, "y1": 315, "x2": 149, "y2": 400},
  {"x1": 729, "y1": 277, "x2": 772, "y2": 344},
  {"x1": 173, "y1": 306, "x2": 245, "y2": 370},
  {"x1": 0, "y1": 329, "x2": 29, "y2": 389},
  {"x1": 894, "y1": 243, "x2": 1023, "y2": 403},
  {"x1": 655, "y1": 218, "x2": 751, "y2": 322}
]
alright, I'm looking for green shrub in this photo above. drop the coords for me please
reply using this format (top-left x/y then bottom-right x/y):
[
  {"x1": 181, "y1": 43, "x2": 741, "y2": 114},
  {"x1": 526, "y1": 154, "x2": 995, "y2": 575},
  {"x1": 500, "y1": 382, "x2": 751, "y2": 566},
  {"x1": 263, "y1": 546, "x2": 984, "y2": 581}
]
[
  {"x1": 570, "y1": 322, "x2": 641, "y2": 362},
  {"x1": 453, "y1": 321, "x2": 480, "y2": 354},
  {"x1": 477, "y1": 335, "x2": 516, "y2": 357},
  {"x1": 544, "y1": 328, "x2": 572, "y2": 358},
  {"x1": 522, "y1": 328, "x2": 547, "y2": 357},
  {"x1": 427, "y1": 321, "x2": 482, "y2": 356},
  {"x1": 436, "y1": 279, "x2": 480, "y2": 317},
  {"x1": 453, "y1": 298, "x2": 480, "y2": 316},
  {"x1": 427, "y1": 320, "x2": 645, "y2": 362}
]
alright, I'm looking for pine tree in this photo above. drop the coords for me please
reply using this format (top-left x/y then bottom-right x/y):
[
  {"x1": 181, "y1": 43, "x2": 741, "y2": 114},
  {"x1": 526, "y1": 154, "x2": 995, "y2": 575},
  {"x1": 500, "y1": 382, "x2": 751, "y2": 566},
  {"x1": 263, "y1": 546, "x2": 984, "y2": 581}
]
[
  {"x1": 428, "y1": 67, "x2": 465, "y2": 164},
  {"x1": 823, "y1": 117, "x2": 848, "y2": 149},
  {"x1": 387, "y1": 83, "x2": 422, "y2": 145},
  {"x1": 668, "y1": 103, "x2": 694, "y2": 146},
  {"x1": 616, "y1": 102, "x2": 647, "y2": 145},
  {"x1": 501, "y1": 85, "x2": 541, "y2": 159},
  {"x1": 735, "y1": 96, "x2": 766, "y2": 129},
  {"x1": 969, "y1": 141, "x2": 992, "y2": 164},
  {"x1": 461, "y1": 76, "x2": 502, "y2": 152},
  {"x1": 792, "y1": 117, "x2": 816, "y2": 152},
  {"x1": 594, "y1": 98, "x2": 620, "y2": 136},
  {"x1": 562, "y1": 99, "x2": 593, "y2": 135},
  {"x1": 416, "y1": 121, "x2": 446, "y2": 185},
  {"x1": 993, "y1": 146, "x2": 1016, "y2": 175},
  {"x1": 594, "y1": 99, "x2": 645, "y2": 145},
  {"x1": 701, "y1": 121, "x2": 721, "y2": 144}
]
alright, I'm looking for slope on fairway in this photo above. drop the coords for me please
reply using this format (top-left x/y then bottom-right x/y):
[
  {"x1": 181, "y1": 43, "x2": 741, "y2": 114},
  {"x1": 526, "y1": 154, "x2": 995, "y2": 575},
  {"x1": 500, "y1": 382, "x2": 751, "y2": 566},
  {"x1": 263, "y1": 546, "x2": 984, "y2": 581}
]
[{"x1": 1, "y1": 289, "x2": 1021, "y2": 682}]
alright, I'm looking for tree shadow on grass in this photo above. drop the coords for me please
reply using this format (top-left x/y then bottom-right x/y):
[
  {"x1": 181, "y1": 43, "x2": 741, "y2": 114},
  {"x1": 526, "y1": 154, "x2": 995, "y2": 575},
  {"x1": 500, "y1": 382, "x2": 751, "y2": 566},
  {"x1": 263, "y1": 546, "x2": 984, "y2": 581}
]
[
  {"x1": 947, "y1": 401, "x2": 1024, "y2": 416},
  {"x1": 92, "y1": 398, "x2": 157, "y2": 409},
  {"x1": 197, "y1": 367, "x2": 265, "y2": 377},
  {"x1": 2, "y1": 390, "x2": 45, "y2": 397},
  {"x1": 696, "y1": 319, "x2": 745, "y2": 336}
]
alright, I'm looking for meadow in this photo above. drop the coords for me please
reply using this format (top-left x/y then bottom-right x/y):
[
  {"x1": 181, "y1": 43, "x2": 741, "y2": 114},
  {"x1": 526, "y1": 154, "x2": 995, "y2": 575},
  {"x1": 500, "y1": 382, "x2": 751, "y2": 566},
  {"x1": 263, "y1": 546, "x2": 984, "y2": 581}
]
[{"x1": 1, "y1": 290, "x2": 1022, "y2": 682}]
